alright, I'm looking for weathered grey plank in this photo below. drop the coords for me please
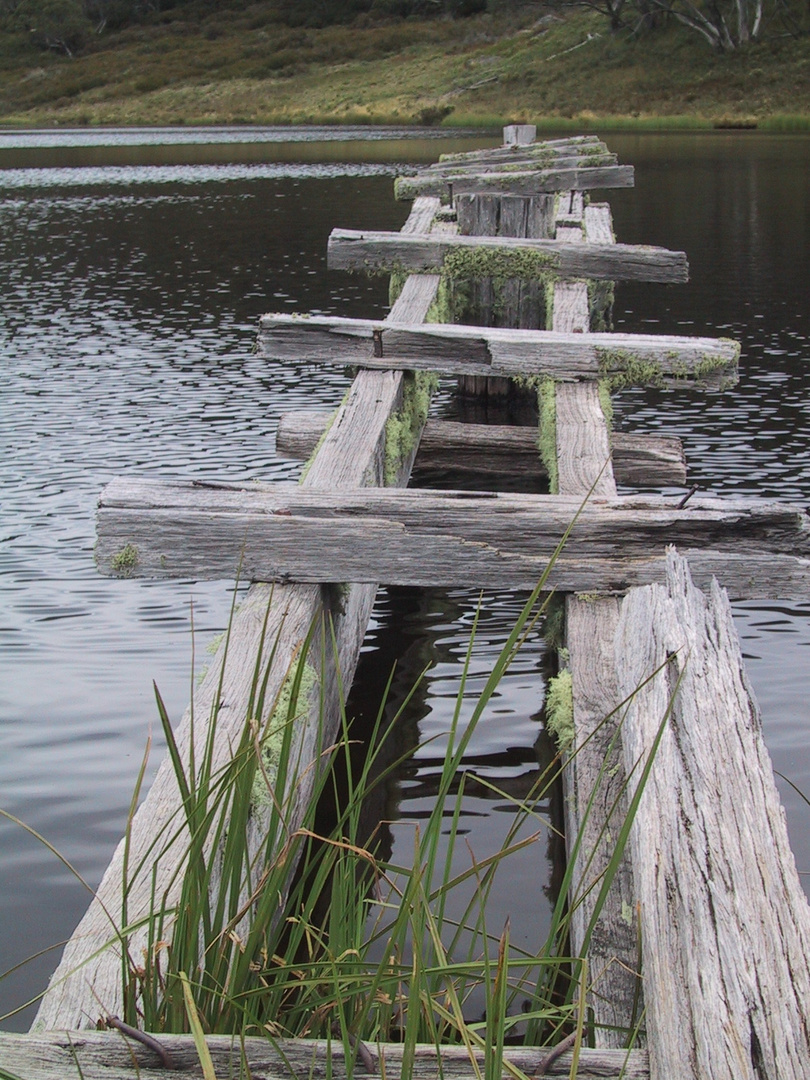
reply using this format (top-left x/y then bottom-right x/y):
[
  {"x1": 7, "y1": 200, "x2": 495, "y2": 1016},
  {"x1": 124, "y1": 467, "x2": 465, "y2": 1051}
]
[
  {"x1": 615, "y1": 550, "x2": 810, "y2": 1079},
  {"x1": 35, "y1": 199, "x2": 444, "y2": 1032},
  {"x1": 257, "y1": 315, "x2": 737, "y2": 385},
  {"x1": 503, "y1": 122, "x2": 537, "y2": 145},
  {"x1": 95, "y1": 480, "x2": 810, "y2": 597},
  {"x1": 424, "y1": 151, "x2": 619, "y2": 176},
  {"x1": 275, "y1": 413, "x2": 687, "y2": 487},
  {"x1": 327, "y1": 229, "x2": 687, "y2": 284},
  {"x1": 394, "y1": 165, "x2": 635, "y2": 200},
  {"x1": 550, "y1": 283, "x2": 589, "y2": 333},
  {"x1": 553, "y1": 211, "x2": 644, "y2": 1047},
  {"x1": 565, "y1": 596, "x2": 644, "y2": 1047},
  {"x1": 583, "y1": 203, "x2": 615, "y2": 245},
  {"x1": 556, "y1": 383, "x2": 616, "y2": 495},
  {"x1": 0, "y1": 1030, "x2": 650, "y2": 1080},
  {"x1": 438, "y1": 136, "x2": 607, "y2": 166}
]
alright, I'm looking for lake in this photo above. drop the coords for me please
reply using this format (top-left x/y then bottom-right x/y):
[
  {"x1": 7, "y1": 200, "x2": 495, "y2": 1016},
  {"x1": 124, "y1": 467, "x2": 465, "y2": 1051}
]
[{"x1": 1, "y1": 126, "x2": 809, "y2": 1031}]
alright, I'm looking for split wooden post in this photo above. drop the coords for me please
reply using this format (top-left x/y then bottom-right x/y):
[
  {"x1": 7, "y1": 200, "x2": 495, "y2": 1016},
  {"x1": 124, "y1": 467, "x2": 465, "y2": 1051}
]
[{"x1": 616, "y1": 551, "x2": 810, "y2": 1079}]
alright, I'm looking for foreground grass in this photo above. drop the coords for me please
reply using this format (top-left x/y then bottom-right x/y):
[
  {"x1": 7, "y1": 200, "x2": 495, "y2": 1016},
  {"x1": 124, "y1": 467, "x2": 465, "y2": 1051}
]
[{"x1": 1, "y1": 3, "x2": 810, "y2": 129}]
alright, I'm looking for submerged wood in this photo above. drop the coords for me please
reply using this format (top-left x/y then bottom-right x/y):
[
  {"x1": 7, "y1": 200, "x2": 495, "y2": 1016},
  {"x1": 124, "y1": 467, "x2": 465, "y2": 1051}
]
[
  {"x1": 275, "y1": 411, "x2": 688, "y2": 487},
  {"x1": 34, "y1": 197, "x2": 444, "y2": 1031},
  {"x1": 394, "y1": 164, "x2": 634, "y2": 200},
  {"x1": 0, "y1": 1030, "x2": 650, "y2": 1080},
  {"x1": 258, "y1": 315, "x2": 736, "y2": 385},
  {"x1": 616, "y1": 550, "x2": 810, "y2": 1079},
  {"x1": 327, "y1": 229, "x2": 688, "y2": 284}
]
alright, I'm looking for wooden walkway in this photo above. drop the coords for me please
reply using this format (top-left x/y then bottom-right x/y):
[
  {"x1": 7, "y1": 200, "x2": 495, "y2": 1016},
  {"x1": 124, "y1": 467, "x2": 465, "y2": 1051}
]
[{"x1": 9, "y1": 124, "x2": 810, "y2": 1080}]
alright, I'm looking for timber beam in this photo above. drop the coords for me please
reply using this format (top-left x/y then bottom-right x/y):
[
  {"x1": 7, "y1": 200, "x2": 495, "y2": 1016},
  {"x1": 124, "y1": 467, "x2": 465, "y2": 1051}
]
[
  {"x1": 258, "y1": 314, "x2": 736, "y2": 386},
  {"x1": 326, "y1": 229, "x2": 688, "y2": 283},
  {"x1": 95, "y1": 479, "x2": 810, "y2": 599},
  {"x1": 0, "y1": 1030, "x2": 650, "y2": 1080},
  {"x1": 275, "y1": 411, "x2": 688, "y2": 488},
  {"x1": 394, "y1": 165, "x2": 634, "y2": 200}
]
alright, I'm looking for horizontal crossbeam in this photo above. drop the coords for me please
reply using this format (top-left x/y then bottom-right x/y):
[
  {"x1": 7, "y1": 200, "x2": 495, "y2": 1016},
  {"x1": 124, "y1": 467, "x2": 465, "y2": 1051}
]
[
  {"x1": 257, "y1": 314, "x2": 737, "y2": 387},
  {"x1": 97, "y1": 480, "x2": 810, "y2": 598},
  {"x1": 327, "y1": 229, "x2": 688, "y2": 283}
]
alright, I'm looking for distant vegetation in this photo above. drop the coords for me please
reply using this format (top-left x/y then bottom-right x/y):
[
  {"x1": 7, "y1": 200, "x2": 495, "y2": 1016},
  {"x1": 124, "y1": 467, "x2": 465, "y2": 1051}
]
[{"x1": 1, "y1": 0, "x2": 809, "y2": 127}]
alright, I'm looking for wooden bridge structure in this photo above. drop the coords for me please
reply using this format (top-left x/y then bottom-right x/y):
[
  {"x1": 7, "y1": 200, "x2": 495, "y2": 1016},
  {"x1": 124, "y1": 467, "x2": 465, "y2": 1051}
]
[{"x1": 4, "y1": 126, "x2": 810, "y2": 1080}]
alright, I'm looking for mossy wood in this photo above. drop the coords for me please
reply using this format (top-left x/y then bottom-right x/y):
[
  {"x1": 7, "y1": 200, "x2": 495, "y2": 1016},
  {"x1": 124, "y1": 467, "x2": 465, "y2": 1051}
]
[
  {"x1": 34, "y1": 196, "x2": 447, "y2": 1032},
  {"x1": 421, "y1": 149, "x2": 619, "y2": 177},
  {"x1": 276, "y1": 411, "x2": 688, "y2": 487},
  {"x1": 327, "y1": 229, "x2": 688, "y2": 283},
  {"x1": 258, "y1": 315, "x2": 735, "y2": 386},
  {"x1": 438, "y1": 136, "x2": 608, "y2": 167},
  {"x1": 96, "y1": 478, "x2": 810, "y2": 598},
  {"x1": 394, "y1": 164, "x2": 634, "y2": 200},
  {"x1": 0, "y1": 1031, "x2": 650, "y2": 1080}
]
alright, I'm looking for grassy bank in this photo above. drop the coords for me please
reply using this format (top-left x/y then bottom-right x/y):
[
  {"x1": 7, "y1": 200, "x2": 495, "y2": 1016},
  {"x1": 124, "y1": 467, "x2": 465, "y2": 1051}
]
[{"x1": 1, "y1": 3, "x2": 809, "y2": 130}]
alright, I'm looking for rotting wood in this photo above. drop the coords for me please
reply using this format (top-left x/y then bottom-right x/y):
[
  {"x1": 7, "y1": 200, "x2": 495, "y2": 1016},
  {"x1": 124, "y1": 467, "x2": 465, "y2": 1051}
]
[
  {"x1": 615, "y1": 549, "x2": 810, "y2": 1079},
  {"x1": 275, "y1": 412, "x2": 688, "y2": 487},
  {"x1": 33, "y1": 196, "x2": 446, "y2": 1032},
  {"x1": 503, "y1": 122, "x2": 538, "y2": 145},
  {"x1": 0, "y1": 1030, "x2": 650, "y2": 1080},
  {"x1": 394, "y1": 164, "x2": 635, "y2": 201},
  {"x1": 326, "y1": 229, "x2": 688, "y2": 284},
  {"x1": 257, "y1": 315, "x2": 737, "y2": 386}
]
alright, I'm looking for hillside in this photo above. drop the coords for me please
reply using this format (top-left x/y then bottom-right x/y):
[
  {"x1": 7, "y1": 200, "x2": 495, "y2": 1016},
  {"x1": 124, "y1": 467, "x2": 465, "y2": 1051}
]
[{"x1": 1, "y1": 1, "x2": 809, "y2": 129}]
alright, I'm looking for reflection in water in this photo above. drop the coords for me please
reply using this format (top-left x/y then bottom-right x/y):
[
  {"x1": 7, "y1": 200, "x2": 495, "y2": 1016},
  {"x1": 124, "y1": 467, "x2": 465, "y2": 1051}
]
[{"x1": 1, "y1": 130, "x2": 810, "y2": 1030}]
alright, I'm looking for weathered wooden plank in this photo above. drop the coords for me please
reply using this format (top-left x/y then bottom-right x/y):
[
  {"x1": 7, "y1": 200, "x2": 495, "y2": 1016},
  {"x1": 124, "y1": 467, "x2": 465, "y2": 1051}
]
[
  {"x1": 556, "y1": 383, "x2": 616, "y2": 495},
  {"x1": 276, "y1": 414, "x2": 687, "y2": 487},
  {"x1": 504, "y1": 122, "x2": 537, "y2": 145},
  {"x1": 455, "y1": 193, "x2": 555, "y2": 240},
  {"x1": 35, "y1": 200, "x2": 444, "y2": 1032},
  {"x1": 550, "y1": 283, "x2": 589, "y2": 332},
  {"x1": 555, "y1": 380, "x2": 643, "y2": 1046},
  {"x1": 438, "y1": 136, "x2": 607, "y2": 166},
  {"x1": 564, "y1": 596, "x2": 644, "y2": 1047},
  {"x1": 95, "y1": 480, "x2": 810, "y2": 597},
  {"x1": 327, "y1": 229, "x2": 688, "y2": 284},
  {"x1": 615, "y1": 550, "x2": 810, "y2": 1079},
  {"x1": 424, "y1": 151, "x2": 619, "y2": 176},
  {"x1": 394, "y1": 165, "x2": 635, "y2": 200},
  {"x1": 257, "y1": 315, "x2": 737, "y2": 386},
  {"x1": 97, "y1": 482, "x2": 810, "y2": 560},
  {"x1": 583, "y1": 203, "x2": 615, "y2": 245},
  {"x1": 0, "y1": 1030, "x2": 650, "y2": 1080}
]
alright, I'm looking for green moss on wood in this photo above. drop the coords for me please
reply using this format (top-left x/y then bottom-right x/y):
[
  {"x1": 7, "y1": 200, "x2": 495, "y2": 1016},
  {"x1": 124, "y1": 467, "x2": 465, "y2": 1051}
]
[
  {"x1": 546, "y1": 668, "x2": 574, "y2": 752},
  {"x1": 443, "y1": 245, "x2": 560, "y2": 284},
  {"x1": 251, "y1": 659, "x2": 319, "y2": 809},
  {"x1": 384, "y1": 371, "x2": 437, "y2": 486},
  {"x1": 537, "y1": 378, "x2": 559, "y2": 494},
  {"x1": 110, "y1": 543, "x2": 138, "y2": 576},
  {"x1": 588, "y1": 279, "x2": 615, "y2": 332},
  {"x1": 597, "y1": 379, "x2": 614, "y2": 437}
]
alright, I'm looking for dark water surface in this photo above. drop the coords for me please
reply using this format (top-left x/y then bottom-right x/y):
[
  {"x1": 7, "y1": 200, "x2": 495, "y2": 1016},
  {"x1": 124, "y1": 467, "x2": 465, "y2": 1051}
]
[{"x1": 1, "y1": 127, "x2": 809, "y2": 1029}]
